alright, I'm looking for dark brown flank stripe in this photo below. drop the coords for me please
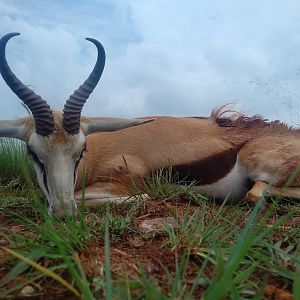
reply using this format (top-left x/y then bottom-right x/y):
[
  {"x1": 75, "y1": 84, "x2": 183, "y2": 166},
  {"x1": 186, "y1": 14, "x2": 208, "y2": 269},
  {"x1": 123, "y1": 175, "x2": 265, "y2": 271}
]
[{"x1": 171, "y1": 147, "x2": 241, "y2": 185}]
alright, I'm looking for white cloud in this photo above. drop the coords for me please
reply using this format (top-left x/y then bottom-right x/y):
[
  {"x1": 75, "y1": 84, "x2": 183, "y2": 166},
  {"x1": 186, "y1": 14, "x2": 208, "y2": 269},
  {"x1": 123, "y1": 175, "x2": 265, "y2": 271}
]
[{"x1": 0, "y1": 0, "x2": 300, "y2": 125}]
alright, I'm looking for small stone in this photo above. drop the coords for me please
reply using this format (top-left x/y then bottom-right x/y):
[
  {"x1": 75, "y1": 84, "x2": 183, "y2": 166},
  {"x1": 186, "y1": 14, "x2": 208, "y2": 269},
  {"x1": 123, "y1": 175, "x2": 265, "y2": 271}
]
[
  {"x1": 139, "y1": 217, "x2": 178, "y2": 234},
  {"x1": 18, "y1": 285, "x2": 35, "y2": 297},
  {"x1": 128, "y1": 236, "x2": 145, "y2": 247},
  {"x1": 0, "y1": 238, "x2": 8, "y2": 246}
]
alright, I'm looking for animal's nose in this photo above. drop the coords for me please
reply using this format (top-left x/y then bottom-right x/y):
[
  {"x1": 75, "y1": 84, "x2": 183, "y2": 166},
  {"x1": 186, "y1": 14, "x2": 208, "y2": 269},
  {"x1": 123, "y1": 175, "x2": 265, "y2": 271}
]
[{"x1": 49, "y1": 200, "x2": 78, "y2": 218}]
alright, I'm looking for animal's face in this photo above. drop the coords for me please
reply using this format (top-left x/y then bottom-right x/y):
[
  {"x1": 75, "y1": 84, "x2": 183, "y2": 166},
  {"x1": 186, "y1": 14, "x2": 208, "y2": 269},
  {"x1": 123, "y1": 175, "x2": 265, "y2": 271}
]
[
  {"x1": 27, "y1": 127, "x2": 86, "y2": 217},
  {"x1": 0, "y1": 32, "x2": 154, "y2": 218}
]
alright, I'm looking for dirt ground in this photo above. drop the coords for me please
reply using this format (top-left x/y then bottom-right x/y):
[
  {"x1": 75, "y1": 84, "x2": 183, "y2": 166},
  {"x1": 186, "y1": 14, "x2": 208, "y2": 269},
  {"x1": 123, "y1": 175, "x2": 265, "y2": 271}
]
[{"x1": 0, "y1": 198, "x2": 297, "y2": 299}]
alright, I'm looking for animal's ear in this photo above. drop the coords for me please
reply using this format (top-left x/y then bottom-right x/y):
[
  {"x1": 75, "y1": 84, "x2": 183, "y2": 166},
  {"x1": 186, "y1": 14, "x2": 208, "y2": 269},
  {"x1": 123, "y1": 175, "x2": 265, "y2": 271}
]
[
  {"x1": 81, "y1": 117, "x2": 155, "y2": 136},
  {"x1": 0, "y1": 119, "x2": 28, "y2": 141}
]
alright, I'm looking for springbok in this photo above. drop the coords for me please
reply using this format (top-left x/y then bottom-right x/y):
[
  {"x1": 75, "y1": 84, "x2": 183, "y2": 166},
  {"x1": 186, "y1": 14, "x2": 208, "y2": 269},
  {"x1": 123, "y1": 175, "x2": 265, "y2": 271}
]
[{"x1": 1, "y1": 33, "x2": 299, "y2": 217}]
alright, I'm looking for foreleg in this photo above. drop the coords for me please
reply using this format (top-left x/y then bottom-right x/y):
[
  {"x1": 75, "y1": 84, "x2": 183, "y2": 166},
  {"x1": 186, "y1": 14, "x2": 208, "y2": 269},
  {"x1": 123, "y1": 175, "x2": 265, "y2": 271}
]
[{"x1": 74, "y1": 181, "x2": 148, "y2": 207}]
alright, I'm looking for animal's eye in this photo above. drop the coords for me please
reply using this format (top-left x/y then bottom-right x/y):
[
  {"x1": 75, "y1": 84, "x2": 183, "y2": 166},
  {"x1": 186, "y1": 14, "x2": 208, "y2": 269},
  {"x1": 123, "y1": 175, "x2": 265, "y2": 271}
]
[
  {"x1": 74, "y1": 143, "x2": 87, "y2": 168},
  {"x1": 79, "y1": 149, "x2": 85, "y2": 160},
  {"x1": 27, "y1": 146, "x2": 44, "y2": 168},
  {"x1": 78, "y1": 143, "x2": 87, "y2": 160},
  {"x1": 75, "y1": 156, "x2": 81, "y2": 168},
  {"x1": 75, "y1": 150, "x2": 84, "y2": 167}
]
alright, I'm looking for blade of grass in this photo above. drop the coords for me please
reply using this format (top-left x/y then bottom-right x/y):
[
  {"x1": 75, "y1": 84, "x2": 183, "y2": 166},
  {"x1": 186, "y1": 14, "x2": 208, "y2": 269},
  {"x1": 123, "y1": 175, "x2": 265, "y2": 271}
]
[
  {"x1": 205, "y1": 195, "x2": 265, "y2": 299},
  {"x1": 0, "y1": 251, "x2": 44, "y2": 288},
  {"x1": 293, "y1": 264, "x2": 300, "y2": 300},
  {"x1": 104, "y1": 203, "x2": 113, "y2": 300},
  {"x1": 2, "y1": 247, "x2": 80, "y2": 297},
  {"x1": 71, "y1": 252, "x2": 95, "y2": 300},
  {"x1": 0, "y1": 264, "x2": 67, "y2": 298}
]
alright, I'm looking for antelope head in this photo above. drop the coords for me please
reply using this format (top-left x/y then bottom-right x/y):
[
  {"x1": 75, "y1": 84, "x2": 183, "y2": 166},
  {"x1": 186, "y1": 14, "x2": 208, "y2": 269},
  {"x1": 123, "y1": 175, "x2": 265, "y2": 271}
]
[{"x1": 0, "y1": 33, "x2": 153, "y2": 218}]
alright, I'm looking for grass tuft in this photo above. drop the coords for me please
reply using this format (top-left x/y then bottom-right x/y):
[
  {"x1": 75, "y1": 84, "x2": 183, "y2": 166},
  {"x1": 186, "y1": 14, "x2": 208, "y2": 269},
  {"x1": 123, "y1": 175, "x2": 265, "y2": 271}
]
[{"x1": 0, "y1": 139, "x2": 300, "y2": 299}]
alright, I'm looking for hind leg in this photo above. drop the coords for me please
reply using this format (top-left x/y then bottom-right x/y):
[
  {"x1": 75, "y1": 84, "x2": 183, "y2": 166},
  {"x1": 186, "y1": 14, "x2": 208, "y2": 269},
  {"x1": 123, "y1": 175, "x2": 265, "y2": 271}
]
[
  {"x1": 246, "y1": 180, "x2": 300, "y2": 203},
  {"x1": 239, "y1": 136, "x2": 300, "y2": 203}
]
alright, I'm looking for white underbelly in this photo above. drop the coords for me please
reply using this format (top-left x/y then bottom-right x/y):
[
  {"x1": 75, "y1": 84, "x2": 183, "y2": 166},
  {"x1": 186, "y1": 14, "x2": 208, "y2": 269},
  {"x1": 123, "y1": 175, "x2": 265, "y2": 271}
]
[{"x1": 191, "y1": 158, "x2": 249, "y2": 199}]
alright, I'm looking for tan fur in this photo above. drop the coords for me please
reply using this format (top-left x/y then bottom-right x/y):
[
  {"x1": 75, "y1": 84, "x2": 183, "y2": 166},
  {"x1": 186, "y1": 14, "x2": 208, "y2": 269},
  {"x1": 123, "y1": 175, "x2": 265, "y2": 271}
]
[
  {"x1": 17, "y1": 111, "x2": 74, "y2": 144},
  {"x1": 75, "y1": 107, "x2": 300, "y2": 200},
  {"x1": 76, "y1": 116, "x2": 235, "y2": 189},
  {"x1": 239, "y1": 136, "x2": 300, "y2": 186},
  {"x1": 15, "y1": 116, "x2": 35, "y2": 140},
  {"x1": 48, "y1": 111, "x2": 73, "y2": 144}
]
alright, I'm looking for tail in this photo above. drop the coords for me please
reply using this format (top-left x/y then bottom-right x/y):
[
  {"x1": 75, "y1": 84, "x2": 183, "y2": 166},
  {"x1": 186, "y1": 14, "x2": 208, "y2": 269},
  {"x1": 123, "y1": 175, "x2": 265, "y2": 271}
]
[{"x1": 210, "y1": 104, "x2": 275, "y2": 129}]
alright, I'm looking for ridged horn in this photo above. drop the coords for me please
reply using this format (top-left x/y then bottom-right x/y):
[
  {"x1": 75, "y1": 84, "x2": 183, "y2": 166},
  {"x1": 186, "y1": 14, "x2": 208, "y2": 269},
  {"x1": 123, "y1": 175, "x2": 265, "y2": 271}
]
[
  {"x1": 0, "y1": 33, "x2": 55, "y2": 136},
  {"x1": 63, "y1": 38, "x2": 106, "y2": 135}
]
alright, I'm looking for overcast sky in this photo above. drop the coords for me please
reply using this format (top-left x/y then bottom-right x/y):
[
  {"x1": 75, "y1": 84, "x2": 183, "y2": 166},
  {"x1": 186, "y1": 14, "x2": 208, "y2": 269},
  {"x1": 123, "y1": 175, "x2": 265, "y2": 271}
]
[{"x1": 0, "y1": 0, "x2": 300, "y2": 125}]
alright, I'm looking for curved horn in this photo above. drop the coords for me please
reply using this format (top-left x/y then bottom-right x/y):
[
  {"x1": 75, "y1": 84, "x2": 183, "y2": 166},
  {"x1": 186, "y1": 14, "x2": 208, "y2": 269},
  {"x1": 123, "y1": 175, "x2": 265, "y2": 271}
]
[
  {"x1": 0, "y1": 33, "x2": 55, "y2": 136},
  {"x1": 63, "y1": 38, "x2": 106, "y2": 135}
]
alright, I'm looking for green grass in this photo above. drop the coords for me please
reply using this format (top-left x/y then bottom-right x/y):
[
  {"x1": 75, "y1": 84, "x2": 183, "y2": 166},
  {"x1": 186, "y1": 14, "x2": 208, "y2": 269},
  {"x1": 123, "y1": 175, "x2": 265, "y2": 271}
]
[
  {"x1": 0, "y1": 139, "x2": 300, "y2": 299},
  {"x1": 0, "y1": 138, "x2": 35, "y2": 192}
]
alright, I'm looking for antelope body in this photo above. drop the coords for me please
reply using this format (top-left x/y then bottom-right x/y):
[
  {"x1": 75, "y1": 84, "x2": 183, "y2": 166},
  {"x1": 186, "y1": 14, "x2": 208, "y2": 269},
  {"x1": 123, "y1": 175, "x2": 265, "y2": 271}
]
[
  {"x1": 76, "y1": 112, "x2": 300, "y2": 203},
  {"x1": 1, "y1": 33, "x2": 300, "y2": 218}
]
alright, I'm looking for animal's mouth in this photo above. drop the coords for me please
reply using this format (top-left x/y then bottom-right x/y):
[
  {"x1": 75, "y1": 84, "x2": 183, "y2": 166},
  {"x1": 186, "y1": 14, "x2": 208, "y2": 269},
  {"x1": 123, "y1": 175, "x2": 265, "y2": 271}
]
[{"x1": 48, "y1": 199, "x2": 78, "y2": 218}]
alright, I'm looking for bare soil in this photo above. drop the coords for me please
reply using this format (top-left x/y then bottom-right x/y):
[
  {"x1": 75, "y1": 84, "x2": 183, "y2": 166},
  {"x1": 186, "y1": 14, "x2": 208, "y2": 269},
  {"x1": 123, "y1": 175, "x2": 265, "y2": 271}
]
[{"x1": 0, "y1": 198, "x2": 296, "y2": 299}]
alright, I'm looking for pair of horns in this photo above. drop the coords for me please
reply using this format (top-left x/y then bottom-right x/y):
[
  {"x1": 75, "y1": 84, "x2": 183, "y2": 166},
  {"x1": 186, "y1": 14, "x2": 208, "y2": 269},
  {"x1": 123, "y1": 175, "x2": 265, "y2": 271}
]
[{"x1": 0, "y1": 33, "x2": 105, "y2": 136}]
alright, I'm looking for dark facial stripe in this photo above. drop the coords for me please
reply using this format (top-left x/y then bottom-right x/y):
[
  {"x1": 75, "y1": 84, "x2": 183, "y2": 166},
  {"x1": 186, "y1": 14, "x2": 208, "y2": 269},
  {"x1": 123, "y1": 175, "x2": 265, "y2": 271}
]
[
  {"x1": 43, "y1": 170, "x2": 49, "y2": 194},
  {"x1": 27, "y1": 146, "x2": 49, "y2": 193},
  {"x1": 27, "y1": 146, "x2": 42, "y2": 167},
  {"x1": 171, "y1": 147, "x2": 240, "y2": 185},
  {"x1": 74, "y1": 162, "x2": 80, "y2": 184}
]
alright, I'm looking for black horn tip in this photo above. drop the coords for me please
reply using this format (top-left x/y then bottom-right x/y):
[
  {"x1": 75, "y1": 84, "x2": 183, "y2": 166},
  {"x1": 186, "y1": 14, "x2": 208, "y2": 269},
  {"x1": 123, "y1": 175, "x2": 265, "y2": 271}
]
[
  {"x1": 1, "y1": 32, "x2": 20, "y2": 43},
  {"x1": 85, "y1": 37, "x2": 105, "y2": 50},
  {"x1": 85, "y1": 37, "x2": 98, "y2": 43},
  {"x1": 63, "y1": 37, "x2": 105, "y2": 134}
]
